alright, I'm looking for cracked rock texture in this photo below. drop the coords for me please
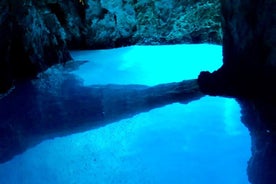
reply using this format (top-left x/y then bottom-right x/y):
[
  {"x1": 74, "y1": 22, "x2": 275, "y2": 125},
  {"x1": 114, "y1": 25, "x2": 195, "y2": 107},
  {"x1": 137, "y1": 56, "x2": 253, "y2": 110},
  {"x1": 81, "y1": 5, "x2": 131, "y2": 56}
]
[{"x1": 82, "y1": 0, "x2": 222, "y2": 47}]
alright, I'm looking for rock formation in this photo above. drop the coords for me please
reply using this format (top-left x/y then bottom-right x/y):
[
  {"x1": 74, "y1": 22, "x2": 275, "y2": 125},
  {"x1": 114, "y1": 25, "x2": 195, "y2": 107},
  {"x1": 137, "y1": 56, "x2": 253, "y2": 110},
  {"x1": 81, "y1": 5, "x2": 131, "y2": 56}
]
[
  {"x1": 198, "y1": 0, "x2": 276, "y2": 183},
  {"x1": 0, "y1": 0, "x2": 72, "y2": 93},
  {"x1": 0, "y1": 0, "x2": 221, "y2": 93},
  {"x1": 0, "y1": 0, "x2": 275, "y2": 184}
]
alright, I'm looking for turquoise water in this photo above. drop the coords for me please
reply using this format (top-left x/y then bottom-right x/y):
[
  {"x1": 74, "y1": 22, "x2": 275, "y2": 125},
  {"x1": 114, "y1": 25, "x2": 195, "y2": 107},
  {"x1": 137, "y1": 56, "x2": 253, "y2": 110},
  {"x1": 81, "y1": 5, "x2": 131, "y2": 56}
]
[{"x1": 0, "y1": 44, "x2": 251, "y2": 184}]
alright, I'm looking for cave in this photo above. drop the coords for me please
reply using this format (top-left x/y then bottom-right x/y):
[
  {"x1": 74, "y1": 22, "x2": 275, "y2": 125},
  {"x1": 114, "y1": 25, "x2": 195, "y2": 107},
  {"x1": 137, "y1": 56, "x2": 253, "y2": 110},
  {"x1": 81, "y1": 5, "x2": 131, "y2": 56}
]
[{"x1": 0, "y1": 0, "x2": 275, "y2": 183}]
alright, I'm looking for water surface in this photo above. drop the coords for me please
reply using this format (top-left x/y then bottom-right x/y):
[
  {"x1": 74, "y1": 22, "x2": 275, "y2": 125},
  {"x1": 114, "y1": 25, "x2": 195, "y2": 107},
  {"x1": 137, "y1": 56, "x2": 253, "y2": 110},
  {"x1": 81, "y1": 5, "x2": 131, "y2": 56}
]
[{"x1": 0, "y1": 44, "x2": 250, "y2": 184}]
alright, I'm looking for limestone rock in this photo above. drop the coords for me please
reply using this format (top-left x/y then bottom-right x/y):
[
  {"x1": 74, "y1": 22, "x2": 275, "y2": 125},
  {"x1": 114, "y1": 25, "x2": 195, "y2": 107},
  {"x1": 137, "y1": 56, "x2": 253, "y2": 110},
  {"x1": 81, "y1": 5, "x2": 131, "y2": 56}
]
[{"x1": 134, "y1": 0, "x2": 221, "y2": 44}]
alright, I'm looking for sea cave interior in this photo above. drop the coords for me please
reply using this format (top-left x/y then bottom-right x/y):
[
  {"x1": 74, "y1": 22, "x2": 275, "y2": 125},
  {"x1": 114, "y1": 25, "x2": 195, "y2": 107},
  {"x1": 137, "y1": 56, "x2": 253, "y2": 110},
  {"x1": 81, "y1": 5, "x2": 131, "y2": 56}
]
[{"x1": 0, "y1": 0, "x2": 275, "y2": 184}]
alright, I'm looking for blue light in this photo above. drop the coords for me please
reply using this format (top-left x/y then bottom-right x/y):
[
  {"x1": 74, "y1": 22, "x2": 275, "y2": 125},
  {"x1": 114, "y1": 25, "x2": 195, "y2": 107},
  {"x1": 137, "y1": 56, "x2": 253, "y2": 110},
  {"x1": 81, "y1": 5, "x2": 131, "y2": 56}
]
[{"x1": 0, "y1": 44, "x2": 250, "y2": 184}]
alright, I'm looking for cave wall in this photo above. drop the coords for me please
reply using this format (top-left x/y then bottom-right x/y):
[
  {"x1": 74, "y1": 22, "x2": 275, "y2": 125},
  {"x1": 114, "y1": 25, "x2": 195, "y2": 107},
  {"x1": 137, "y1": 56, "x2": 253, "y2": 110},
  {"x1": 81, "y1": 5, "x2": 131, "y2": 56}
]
[
  {"x1": 0, "y1": 0, "x2": 72, "y2": 93},
  {"x1": 0, "y1": 0, "x2": 221, "y2": 93},
  {"x1": 221, "y1": 1, "x2": 275, "y2": 67},
  {"x1": 41, "y1": 0, "x2": 222, "y2": 48},
  {"x1": 83, "y1": 0, "x2": 221, "y2": 47},
  {"x1": 199, "y1": 0, "x2": 276, "y2": 99},
  {"x1": 198, "y1": 0, "x2": 276, "y2": 183}
]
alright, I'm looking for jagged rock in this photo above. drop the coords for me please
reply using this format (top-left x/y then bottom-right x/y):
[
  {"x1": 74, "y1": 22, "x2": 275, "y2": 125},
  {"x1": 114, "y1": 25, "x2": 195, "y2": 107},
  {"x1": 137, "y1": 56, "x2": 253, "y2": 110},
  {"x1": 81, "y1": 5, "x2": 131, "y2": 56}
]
[
  {"x1": 84, "y1": 0, "x2": 137, "y2": 48},
  {"x1": 83, "y1": 0, "x2": 221, "y2": 47},
  {"x1": 134, "y1": 0, "x2": 221, "y2": 44}
]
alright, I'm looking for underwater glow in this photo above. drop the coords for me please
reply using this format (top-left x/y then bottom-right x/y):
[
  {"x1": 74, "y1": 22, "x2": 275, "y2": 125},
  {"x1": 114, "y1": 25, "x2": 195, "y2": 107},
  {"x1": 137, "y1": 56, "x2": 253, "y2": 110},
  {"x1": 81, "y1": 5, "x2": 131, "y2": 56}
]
[
  {"x1": 70, "y1": 44, "x2": 222, "y2": 86},
  {"x1": 0, "y1": 44, "x2": 250, "y2": 184}
]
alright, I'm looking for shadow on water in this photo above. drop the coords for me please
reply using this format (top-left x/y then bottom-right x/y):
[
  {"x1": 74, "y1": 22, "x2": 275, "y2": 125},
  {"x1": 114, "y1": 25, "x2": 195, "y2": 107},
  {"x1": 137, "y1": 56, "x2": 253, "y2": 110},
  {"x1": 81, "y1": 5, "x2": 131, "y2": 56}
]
[
  {"x1": 0, "y1": 66, "x2": 203, "y2": 163},
  {"x1": 0, "y1": 45, "x2": 251, "y2": 183}
]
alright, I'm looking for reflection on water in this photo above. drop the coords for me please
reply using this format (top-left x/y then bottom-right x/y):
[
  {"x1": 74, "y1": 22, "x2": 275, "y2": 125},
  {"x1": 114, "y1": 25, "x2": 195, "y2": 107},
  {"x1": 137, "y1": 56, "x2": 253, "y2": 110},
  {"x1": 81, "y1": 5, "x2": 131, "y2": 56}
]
[
  {"x1": 0, "y1": 44, "x2": 250, "y2": 183},
  {"x1": 0, "y1": 97, "x2": 251, "y2": 184}
]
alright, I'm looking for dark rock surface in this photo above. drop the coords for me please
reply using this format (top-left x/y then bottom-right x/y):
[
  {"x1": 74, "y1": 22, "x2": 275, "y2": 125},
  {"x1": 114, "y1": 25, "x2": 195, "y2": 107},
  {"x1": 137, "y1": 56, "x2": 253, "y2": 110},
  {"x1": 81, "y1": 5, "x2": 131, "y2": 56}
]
[
  {"x1": 238, "y1": 99, "x2": 276, "y2": 184},
  {"x1": 0, "y1": 0, "x2": 72, "y2": 93},
  {"x1": 198, "y1": 0, "x2": 276, "y2": 183}
]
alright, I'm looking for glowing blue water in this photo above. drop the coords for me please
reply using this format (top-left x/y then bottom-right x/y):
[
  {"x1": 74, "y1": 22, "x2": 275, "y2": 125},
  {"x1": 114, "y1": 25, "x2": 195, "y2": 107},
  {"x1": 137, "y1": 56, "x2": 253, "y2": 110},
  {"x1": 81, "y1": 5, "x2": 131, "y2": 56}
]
[
  {"x1": 0, "y1": 44, "x2": 251, "y2": 184},
  {"x1": 70, "y1": 44, "x2": 222, "y2": 85}
]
